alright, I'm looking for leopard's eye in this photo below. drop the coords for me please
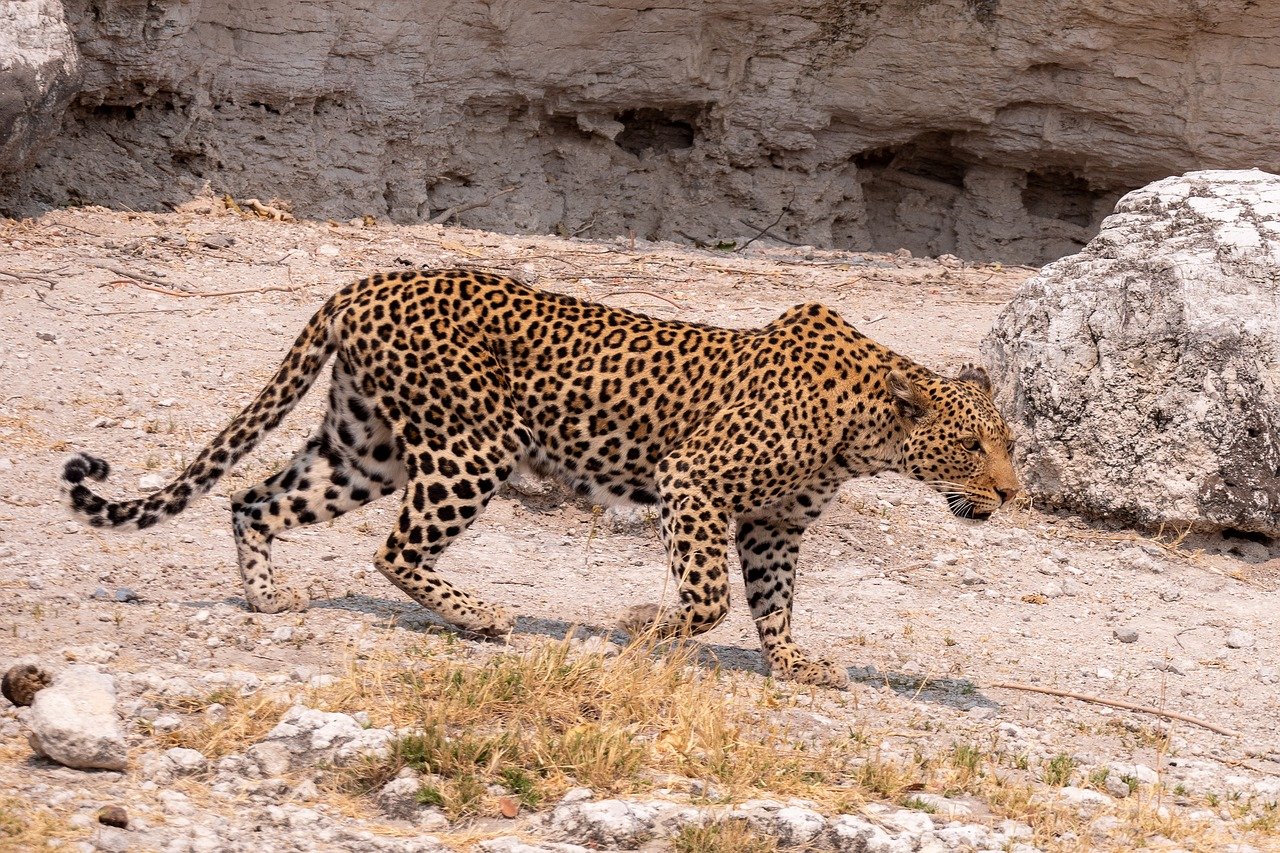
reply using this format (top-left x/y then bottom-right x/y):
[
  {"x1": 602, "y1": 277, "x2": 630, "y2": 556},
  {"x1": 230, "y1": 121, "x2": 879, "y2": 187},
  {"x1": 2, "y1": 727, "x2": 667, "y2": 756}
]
[{"x1": 961, "y1": 437, "x2": 982, "y2": 453}]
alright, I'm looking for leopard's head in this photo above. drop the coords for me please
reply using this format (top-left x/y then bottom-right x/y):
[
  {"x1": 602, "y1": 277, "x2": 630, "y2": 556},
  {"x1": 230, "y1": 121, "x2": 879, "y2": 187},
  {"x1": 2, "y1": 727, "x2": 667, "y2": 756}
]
[{"x1": 889, "y1": 364, "x2": 1020, "y2": 520}]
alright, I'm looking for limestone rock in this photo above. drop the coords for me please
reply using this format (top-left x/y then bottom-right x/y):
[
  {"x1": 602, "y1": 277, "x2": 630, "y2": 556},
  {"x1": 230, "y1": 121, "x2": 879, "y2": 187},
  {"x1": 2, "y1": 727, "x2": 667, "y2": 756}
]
[
  {"x1": 986, "y1": 170, "x2": 1280, "y2": 536},
  {"x1": 0, "y1": 0, "x2": 80, "y2": 172},
  {"x1": 262, "y1": 705, "x2": 394, "y2": 765},
  {"x1": 27, "y1": 665, "x2": 128, "y2": 771},
  {"x1": 548, "y1": 799, "x2": 657, "y2": 849}
]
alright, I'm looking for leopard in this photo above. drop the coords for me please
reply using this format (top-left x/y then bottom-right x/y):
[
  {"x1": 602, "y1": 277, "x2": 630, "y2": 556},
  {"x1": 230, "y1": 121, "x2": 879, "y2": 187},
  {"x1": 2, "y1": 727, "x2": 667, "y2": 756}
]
[{"x1": 60, "y1": 268, "x2": 1020, "y2": 688}]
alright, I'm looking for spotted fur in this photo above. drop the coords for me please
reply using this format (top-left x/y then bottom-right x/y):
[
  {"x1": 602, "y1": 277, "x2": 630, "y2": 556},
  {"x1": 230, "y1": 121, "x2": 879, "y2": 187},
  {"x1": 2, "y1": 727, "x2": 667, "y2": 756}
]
[{"x1": 60, "y1": 269, "x2": 1019, "y2": 688}]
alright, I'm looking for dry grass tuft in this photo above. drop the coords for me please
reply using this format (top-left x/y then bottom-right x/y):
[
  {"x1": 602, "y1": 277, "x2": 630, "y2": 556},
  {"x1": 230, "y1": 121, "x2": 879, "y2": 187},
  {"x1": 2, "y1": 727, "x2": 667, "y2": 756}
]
[
  {"x1": 673, "y1": 818, "x2": 778, "y2": 853},
  {"x1": 152, "y1": 689, "x2": 287, "y2": 759},
  {"x1": 0, "y1": 794, "x2": 77, "y2": 849},
  {"x1": 312, "y1": 637, "x2": 872, "y2": 820}
]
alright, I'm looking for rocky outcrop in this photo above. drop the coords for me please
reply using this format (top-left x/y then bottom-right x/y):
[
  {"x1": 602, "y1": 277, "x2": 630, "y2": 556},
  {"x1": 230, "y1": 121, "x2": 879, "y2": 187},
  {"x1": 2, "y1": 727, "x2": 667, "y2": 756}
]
[
  {"x1": 984, "y1": 169, "x2": 1280, "y2": 537},
  {"x1": 3, "y1": 1, "x2": 1280, "y2": 263},
  {"x1": 0, "y1": 0, "x2": 80, "y2": 172}
]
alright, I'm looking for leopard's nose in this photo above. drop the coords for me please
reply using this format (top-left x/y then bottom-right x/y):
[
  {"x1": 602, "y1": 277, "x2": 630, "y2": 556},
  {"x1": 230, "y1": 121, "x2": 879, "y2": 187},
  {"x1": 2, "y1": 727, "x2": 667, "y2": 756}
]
[{"x1": 996, "y1": 487, "x2": 1017, "y2": 504}]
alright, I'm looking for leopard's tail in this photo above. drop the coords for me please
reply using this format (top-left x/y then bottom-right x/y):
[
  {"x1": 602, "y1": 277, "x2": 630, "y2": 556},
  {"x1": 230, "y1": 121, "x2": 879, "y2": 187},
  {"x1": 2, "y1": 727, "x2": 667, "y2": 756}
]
[{"x1": 60, "y1": 295, "x2": 342, "y2": 530}]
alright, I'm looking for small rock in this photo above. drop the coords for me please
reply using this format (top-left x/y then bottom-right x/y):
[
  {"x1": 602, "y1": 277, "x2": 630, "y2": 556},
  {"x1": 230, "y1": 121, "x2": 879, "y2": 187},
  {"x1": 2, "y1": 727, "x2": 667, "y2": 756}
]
[
  {"x1": 1040, "y1": 580, "x2": 1065, "y2": 598},
  {"x1": 1058, "y1": 786, "x2": 1113, "y2": 808},
  {"x1": 828, "y1": 814, "x2": 898, "y2": 851},
  {"x1": 91, "y1": 586, "x2": 111, "y2": 601},
  {"x1": 204, "y1": 703, "x2": 228, "y2": 723},
  {"x1": 2, "y1": 663, "x2": 52, "y2": 707},
  {"x1": 549, "y1": 799, "x2": 657, "y2": 848},
  {"x1": 961, "y1": 568, "x2": 986, "y2": 585},
  {"x1": 151, "y1": 713, "x2": 182, "y2": 732},
  {"x1": 376, "y1": 776, "x2": 423, "y2": 820},
  {"x1": 94, "y1": 826, "x2": 132, "y2": 853},
  {"x1": 1113, "y1": 628, "x2": 1139, "y2": 644},
  {"x1": 1225, "y1": 628, "x2": 1256, "y2": 649},
  {"x1": 292, "y1": 779, "x2": 319, "y2": 800},
  {"x1": 774, "y1": 806, "x2": 826, "y2": 846},
  {"x1": 911, "y1": 793, "x2": 974, "y2": 817},
  {"x1": 36, "y1": 331, "x2": 57, "y2": 342},
  {"x1": 97, "y1": 805, "x2": 128, "y2": 828},
  {"x1": 316, "y1": 244, "x2": 341, "y2": 257},
  {"x1": 1159, "y1": 586, "x2": 1183, "y2": 602},
  {"x1": 165, "y1": 747, "x2": 208, "y2": 775},
  {"x1": 138, "y1": 473, "x2": 166, "y2": 491},
  {"x1": 272, "y1": 626, "x2": 294, "y2": 643},
  {"x1": 498, "y1": 795, "x2": 520, "y2": 818},
  {"x1": 560, "y1": 787, "x2": 594, "y2": 804},
  {"x1": 247, "y1": 741, "x2": 291, "y2": 775},
  {"x1": 1104, "y1": 774, "x2": 1132, "y2": 798},
  {"x1": 200, "y1": 234, "x2": 234, "y2": 249},
  {"x1": 27, "y1": 665, "x2": 129, "y2": 771},
  {"x1": 114, "y1": 587, "x2": 139, "y2": 603}
]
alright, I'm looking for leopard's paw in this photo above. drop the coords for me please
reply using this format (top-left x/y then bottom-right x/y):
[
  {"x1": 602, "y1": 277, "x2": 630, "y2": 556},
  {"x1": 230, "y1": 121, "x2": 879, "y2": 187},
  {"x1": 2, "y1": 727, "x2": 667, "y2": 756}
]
[
  {"x1": 777, "y1": 657, "x2": 850, "y2": 690},
  {"x1": 617, "y1": 602, "x2": 664, "y2": 639},
  {"x1": 278, "y1": 584, "x2": 310, "y2": 613},
  {"x1": 456, "y1": 603, "x2": 515, "y2": 638},
  {"x1": 246, "y1": 584, "x2": 309, "y2": 614}
]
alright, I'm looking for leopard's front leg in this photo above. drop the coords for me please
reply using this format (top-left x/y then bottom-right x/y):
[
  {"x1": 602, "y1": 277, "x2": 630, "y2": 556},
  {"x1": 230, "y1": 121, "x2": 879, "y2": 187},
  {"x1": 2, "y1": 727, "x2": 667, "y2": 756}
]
[
  {"x1": 736, "y1": 515, "x2": 849, "y2": 689},
  {"x1": 619, "y1": 468, "x2": 731, "y2": 641}
]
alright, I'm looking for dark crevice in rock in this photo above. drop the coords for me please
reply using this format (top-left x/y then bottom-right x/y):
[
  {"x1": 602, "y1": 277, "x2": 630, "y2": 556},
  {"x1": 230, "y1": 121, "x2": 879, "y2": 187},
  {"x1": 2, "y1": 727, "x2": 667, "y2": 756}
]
[{"x1": 614, "y1": 108, "x2": 696, "y2": 158}]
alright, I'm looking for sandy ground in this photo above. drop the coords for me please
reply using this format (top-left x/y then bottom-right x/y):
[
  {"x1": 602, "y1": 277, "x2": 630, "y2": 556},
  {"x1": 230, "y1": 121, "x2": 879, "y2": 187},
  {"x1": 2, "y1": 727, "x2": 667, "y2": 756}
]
[{"x1": 1, "y1": 204, "x2": 1278, "y2": 849}]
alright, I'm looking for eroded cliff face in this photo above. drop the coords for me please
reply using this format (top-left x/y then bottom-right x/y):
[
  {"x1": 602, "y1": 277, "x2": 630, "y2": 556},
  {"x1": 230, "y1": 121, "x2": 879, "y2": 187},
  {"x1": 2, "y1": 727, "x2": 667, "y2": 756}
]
[{"x1": 2, "y1": 0, "x2": 1278, "y2": 263}]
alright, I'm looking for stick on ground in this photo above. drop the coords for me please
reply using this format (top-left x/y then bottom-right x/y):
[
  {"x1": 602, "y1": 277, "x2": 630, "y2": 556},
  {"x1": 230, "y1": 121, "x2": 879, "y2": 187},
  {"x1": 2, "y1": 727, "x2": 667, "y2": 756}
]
[{"x1": 986, "y1": 680, "x2": 1241, "y2": 737}]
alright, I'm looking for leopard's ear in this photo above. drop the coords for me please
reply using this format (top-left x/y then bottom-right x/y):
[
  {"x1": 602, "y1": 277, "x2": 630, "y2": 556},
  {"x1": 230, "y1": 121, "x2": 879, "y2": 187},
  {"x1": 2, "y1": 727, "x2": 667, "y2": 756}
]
[
  {"x1": 956, "y1": 363, "x2": 992, "y2": 395},
  {"x1": 887, "y1": 369, "x2": 930, "y2": 423}
]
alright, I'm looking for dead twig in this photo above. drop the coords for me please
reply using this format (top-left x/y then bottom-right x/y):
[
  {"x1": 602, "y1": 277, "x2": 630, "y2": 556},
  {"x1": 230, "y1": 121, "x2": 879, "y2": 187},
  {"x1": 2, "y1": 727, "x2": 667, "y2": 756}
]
[
  {"x1": 0, "y1": 269, "x2": 61, "y2": 287},
  {"x1": 89, "y1": 307, "x2": 210, "y2": 317},
  {"x1": 986, "y1": 680, "x2": 1241, "y2": 737},
  {"x1": 83, "y1": 261, "x2": 180, "y2": 289},
  {"x1": 428, "y1": 186, "x2": 517, "y2": 226},
  {"x1": 87, "y1": 262, "x2": 300, "y2": 298},
  {"x1": 598, "y1": 289, "x2": 684, "y2": 310}
]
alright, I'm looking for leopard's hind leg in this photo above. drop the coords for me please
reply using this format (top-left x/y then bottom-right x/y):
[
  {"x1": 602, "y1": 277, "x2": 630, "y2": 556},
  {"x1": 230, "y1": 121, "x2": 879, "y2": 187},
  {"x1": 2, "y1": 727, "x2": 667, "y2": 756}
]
[
  {"x1": 373, "y1": 420, "x2": 521, "y2": 637},
  {"x1": 231, "y1": 361, "x2": 405, "y2": 612}
]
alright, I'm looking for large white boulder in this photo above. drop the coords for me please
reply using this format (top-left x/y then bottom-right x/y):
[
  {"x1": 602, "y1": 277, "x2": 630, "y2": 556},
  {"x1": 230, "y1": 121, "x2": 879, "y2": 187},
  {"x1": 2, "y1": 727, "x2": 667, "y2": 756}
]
[
  {"x1": 985, "y1": 169, "x2": 1280, "y2": 536},
  {"x1": 27, "y1": 665, "x2": 128, "y2": 771}
]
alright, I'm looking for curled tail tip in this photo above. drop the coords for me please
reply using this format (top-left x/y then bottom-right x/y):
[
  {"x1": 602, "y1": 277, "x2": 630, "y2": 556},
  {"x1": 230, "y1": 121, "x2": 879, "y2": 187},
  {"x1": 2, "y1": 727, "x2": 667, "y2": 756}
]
[
  {"x1": 60, "y1": 452, "x2": 113, "y2": 526},
  {"x1": 61, "y1": 452, "x2": 111, "y2": 486}
]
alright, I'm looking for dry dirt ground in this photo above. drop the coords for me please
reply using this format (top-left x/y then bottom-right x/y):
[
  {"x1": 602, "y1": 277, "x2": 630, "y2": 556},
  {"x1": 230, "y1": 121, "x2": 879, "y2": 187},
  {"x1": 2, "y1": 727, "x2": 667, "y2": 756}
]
[{"x1": 1, "y1": 203, "x2": 1278, "y2": 851}]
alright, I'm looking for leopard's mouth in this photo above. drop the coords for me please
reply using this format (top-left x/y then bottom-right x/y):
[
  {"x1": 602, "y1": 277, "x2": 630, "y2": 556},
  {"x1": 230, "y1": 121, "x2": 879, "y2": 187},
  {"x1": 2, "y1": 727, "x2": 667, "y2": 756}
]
[{"x1": 944, "y1": 492, "x2": 992, "y2": 521}]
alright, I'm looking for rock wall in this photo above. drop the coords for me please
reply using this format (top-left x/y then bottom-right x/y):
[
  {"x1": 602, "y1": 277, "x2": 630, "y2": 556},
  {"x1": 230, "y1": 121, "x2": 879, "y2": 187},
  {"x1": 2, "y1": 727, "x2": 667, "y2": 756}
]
[
  {"x1": 984, "y1": 170, "x2": 1280, "y2": 537},
  {"x1": 2, "y1": 1, "x2": 1280, "y2": 263}
]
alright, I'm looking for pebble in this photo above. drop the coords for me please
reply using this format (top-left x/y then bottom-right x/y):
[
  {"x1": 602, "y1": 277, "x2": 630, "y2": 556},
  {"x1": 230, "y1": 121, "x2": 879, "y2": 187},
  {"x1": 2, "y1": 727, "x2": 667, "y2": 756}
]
[
  {"x1": 1113, "y1": 628, "x2": 1139, "y2": 643},
  {"x1": 200, "y1": 234, "x2": 234, "y2": 249},
  {"x1": 138, "y1": 472, "x2": 167, "y2": 490},
  {"x1": 152, "y1": 714, "x2": 183, "y2": 732},
  {"x1": 1225, "y1": 629, "x2": 1256, "y2": 649},
  {"x1": 166, "y1": 747, "x2": 208, "y2": 775},
  {"x1": 97, "y1": 805, "x2": 129, "y2": 828}
]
